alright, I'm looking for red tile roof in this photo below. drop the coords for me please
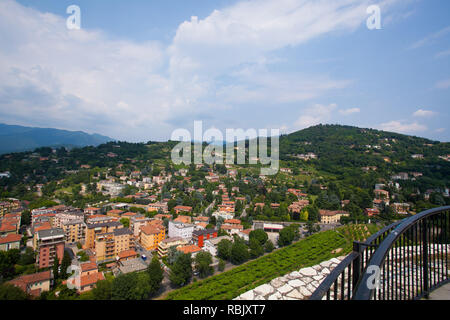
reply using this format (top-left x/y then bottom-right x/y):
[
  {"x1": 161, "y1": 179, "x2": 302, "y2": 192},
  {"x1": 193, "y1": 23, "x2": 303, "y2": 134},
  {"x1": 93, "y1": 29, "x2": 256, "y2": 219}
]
[
  {"x1": 118, "y1": 249, "x2": 138, "y2": 259},
  {"x1": 177, "y1": 245, "x2": 201, "y2": 254},
  {"x1": 0, "y1": 233, "x2": 22, "y2": 244}
]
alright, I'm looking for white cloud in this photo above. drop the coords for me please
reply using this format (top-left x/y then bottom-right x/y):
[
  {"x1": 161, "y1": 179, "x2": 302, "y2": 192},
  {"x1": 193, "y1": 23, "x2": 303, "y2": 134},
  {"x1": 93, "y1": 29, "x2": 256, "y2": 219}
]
[
  {"x1": 436, "y1": 128, "x2": 445, "y2": 133},
  {"x1": 435, "y1": 49, "x2": 450, "y2": 59},
  {"x1": 379, "y1": 121, "x2": 427, "y2": 134},
  {"x1": 436, "y1": 79, "x2": 450, "y2": 89},
  {"x1": 0, "y1": 0, "x2": 408, "y2": 141},
  {"x1": 409, "y1": 26, "x2": 450, "y2": 50},
  {"x1": 413, "y1": 109, "x2": 436, "y2": 117},
  {"x1": 339, "y1": 107, "x2": 360, "y2": 115},
  {"x1": 294, "y1": 103, "x2": 337, "y2": 129}
]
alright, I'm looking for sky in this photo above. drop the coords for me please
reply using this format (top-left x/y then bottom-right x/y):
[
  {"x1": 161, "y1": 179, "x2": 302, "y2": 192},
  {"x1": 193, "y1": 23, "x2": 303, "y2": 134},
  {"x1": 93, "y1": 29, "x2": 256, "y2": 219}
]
[{"x1": 0, "y1": 0, "x2": 449, "y2": 142}]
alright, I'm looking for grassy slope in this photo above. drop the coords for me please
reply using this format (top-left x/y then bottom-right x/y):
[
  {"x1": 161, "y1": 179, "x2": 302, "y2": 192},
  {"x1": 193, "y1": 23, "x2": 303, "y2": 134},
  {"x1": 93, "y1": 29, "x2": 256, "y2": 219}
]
[{"x1": 166, "y1": 224, "x2": 380, "y2": 300}]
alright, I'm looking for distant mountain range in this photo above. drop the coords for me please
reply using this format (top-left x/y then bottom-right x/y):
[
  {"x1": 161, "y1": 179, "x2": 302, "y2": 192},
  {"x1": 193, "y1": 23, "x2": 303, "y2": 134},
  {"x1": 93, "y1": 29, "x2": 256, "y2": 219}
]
[{"x1": 0, "y1": 123, "x2": 114, "y2": 154}]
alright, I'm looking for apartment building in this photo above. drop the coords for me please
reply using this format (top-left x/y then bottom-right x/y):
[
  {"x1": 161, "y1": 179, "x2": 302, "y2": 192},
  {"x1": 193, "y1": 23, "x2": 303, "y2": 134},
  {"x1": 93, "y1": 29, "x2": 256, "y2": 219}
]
[
  {"x1": 157, "y1": 237, "x2": 188, "y2": 257},
  {"x1": 35, "y1": 228, "x2": 65, "y2": 269},
  {"x1": 94, "y1": 228, "x2": 134, "y2": 263},
  {"x1": 62, "y1": 219, "x2": 86, "y2": 244},
  {"x1": 85, "y1": 221, "x2": 122, "y2": 249},
  {"x1": 168, "y1": 221, "x2": 195, "y2": 240},
  {"x1": 130, "y1": 215, "x2": 152, "y2": 237},
  {"x1": 53, "y1": 210, "x2": 84, "y2": 228},
  {"x1": 139, "y1": 223, "x2": 166, "y2": 251},
  {"x1": 192, "y1": 229, "x2": 218, "y2": 248}
]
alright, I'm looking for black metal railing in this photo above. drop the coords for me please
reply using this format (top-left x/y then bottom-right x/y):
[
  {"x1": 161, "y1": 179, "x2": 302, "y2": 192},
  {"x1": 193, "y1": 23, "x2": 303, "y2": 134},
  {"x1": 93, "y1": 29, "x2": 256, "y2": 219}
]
[
  {"x1": 353, "y1": 206, "x2": 450, "y2": 300},
  {"x1": 311, "y1": 206, "x2": 450, "y2": 300},
  {"x1": 310, "y1": 221, "x2": 401, "y2": 300}
]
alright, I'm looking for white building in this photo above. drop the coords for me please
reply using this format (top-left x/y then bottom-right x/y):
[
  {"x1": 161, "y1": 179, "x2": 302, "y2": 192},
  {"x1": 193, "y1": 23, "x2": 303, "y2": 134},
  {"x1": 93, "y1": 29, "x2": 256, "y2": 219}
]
[
  {"x1": 212, "y1": 211, "x2": 234, "y2": 221},
  {"x1": 168, "y1": 221, "x2": 195, "y2": 240}
]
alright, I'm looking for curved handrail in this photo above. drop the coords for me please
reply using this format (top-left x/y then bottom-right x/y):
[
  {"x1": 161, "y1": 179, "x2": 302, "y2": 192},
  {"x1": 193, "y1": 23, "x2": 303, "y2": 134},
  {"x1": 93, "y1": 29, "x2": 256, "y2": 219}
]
[
  {"x1": 309, "y1": 221, "x2": 402, "y2": 300},
  {"x1": 353, "y1": 205, "x2": 450, "y2": 300}
]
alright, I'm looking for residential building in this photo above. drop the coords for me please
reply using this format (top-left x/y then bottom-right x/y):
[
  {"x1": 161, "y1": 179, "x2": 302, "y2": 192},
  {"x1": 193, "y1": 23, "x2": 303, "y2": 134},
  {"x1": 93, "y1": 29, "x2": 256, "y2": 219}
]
[
  {"x1": 0, "y1": 233, "x2": 22, "y2": 251},
  {"x1": 168, "y1": 221, "x2": 195, "y2": 240},
  {"x1": 65, "y1": 262, "x2": 105, "y2": 293},
  {"x1": 192, "y1": 229, "x2": 217, "y2": 248},
  {"x1": 365, "y1": 208, "x2": 380, "y2": 217},
  {"x1": 174, "y1": 215, "x2": 192, "y2": 224},
  {"x1": 62, "y1": 219, "x2": 86, "y2": 244},
  {"x1": 8, "y1": 271, "x2": 52, "y2": 298},
  {"x1": 157, "y1": 237, "x2": 188, "y2": 257},
  {"x1": 174, "y1": 206, "x2": 193, "y2": 215},
  {"x1": 319, "y1": 210, "x2": 349, "y2": 224},
  {"x1": 94, "y1": 228, "x2": 134, "y2": 263},
  {"x1": 85, "y1": 221, "x2": 122, "y2": 249},
  {"x1": 177, "y1": 244, "x2": 201, "y2": 258},
  {"x1": 35, "y1": 228, "x2": 65, "y2": 269},
  {"x1": 139, "y1": 223, "x2": 166, "y2": 251}
]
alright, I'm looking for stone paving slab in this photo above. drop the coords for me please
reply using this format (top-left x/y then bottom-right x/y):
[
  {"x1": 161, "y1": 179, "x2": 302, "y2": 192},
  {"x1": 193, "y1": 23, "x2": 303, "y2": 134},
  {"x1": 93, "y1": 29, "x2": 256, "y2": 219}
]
[{"x1": 234, "y1": 256, "x2": 346, "y2": 300}]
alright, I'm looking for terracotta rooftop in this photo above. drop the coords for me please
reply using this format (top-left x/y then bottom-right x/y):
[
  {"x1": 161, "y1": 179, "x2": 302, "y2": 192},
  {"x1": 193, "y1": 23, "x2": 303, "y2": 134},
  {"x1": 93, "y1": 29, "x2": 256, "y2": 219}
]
[
  {"x1": 0, "y1": 233, "x2": 22, "y2": 244},
  {"x1": 118, "y1": 249, "x2": 138, "y2": 259},
  {"x1": 80, "y1": 262, "x2": 98, "y2": 273},
  {"x1": 176, "y1": 244, "x2": 201, "y2": 254}
]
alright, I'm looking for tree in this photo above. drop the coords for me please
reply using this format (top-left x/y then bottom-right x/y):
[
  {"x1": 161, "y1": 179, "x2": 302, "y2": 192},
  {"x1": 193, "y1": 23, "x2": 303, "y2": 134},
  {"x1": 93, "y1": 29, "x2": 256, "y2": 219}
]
[
  {"x1": 278, "y1": 227, "x2": 295, "y2": 247},
  {"x1": 60, "y1": 251, "x2": 72, "y2": 279},
  {"x1": 0, "y1": 284, "x2": 28, "y2": 300},
  {"x1": 218, "y1": 259, "x2": 226, "y2": 272},
  {"x1": 249, "y1": 238, "x2": 264, "y2": 259},
  {"x1": 307, "y1": 205, "x2": 320, "y2": 222},
  {"x1": 112, "y1": 273, "x2": 149, "y2": 300},
  {"x1": 119, "y1": 218, "x2": 130, "y2": 228},
  {"x1": 91, "y1": 279, "x2": 112, "y2": 300},
  {"x1": 147, "y1": 256, "x2": 164, "y2": 294},
  {"x1": 169, "y1": 253, "x2": 192, "y2": 287},
  {"x1": 194, "y1": 251, "x2": 213, "y2": 278},
  {"x1": 264, "y1": 240, "x2": 275, "y2": 253},
  {"x1": 20, "y1": 210, "x2": 31, "y2": 226},
  {"x1": 230, "y1": 239, "x2": 249, "y2": 265},
  {"x1": 305, "y1": 221, "x2": 320, "y2": 236},
  {"x1": 134, "y1": 272, "x2": 152, "y2": 300},
  {"x1": 52, "y1": 254, "x2": 60, "y2": 281},
  {"x1": 217, "y1": 239, "x2": 233, "y2": 261},
  {"x1": 249, "y1": 229, "x2": 268, "y2": 246},
  {"x1": 0, "y1": 249, "x2": 20, "y2": 280},
  {"x1": 18, "y1": 247, "x2": 35, "y2": 266}
]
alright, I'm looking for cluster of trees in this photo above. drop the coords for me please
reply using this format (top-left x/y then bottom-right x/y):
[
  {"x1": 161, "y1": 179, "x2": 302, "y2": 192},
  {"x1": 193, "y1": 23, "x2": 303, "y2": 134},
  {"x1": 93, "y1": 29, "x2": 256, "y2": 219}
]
[
  {"x1": 217, "y1": 230, "x2": 274, "y2": 266},
  {"x1": 87, "y1": 256, "x2": 163, "y2": 300},
  {"x1": 0, "y1": 248, "x2": 36, "y2": 282},
  {"x1": 277, "y1": 224, "x2": 300, "y2": 247}
]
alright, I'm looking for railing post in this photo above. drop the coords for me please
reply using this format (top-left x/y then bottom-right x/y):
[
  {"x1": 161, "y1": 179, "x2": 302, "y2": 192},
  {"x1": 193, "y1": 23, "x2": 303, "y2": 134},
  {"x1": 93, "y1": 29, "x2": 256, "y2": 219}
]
[
  {"x1": 352, "y1": 241, "x2": 362, "y2": 293},
  {"x1": 422, "y1": 219, "x2": 429, "y2": 299}
]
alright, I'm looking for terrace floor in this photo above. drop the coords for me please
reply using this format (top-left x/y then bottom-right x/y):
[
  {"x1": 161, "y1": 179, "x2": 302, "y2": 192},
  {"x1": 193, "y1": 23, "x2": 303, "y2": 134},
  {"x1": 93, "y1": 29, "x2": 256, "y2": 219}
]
[{"x1": 428, "y1": 283, "x2": 450, "y2": 300}]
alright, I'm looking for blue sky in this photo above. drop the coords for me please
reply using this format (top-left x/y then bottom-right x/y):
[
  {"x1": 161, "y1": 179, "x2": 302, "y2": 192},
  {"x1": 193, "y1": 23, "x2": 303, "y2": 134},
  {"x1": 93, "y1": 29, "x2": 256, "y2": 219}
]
[{"x1": 1, "y1": 0, "x2": 449, "y2": 142}]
